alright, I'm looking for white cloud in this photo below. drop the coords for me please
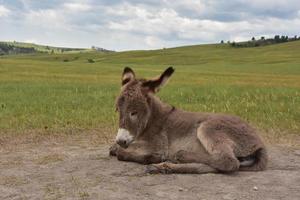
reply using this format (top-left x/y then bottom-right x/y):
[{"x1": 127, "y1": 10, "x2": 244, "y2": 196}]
[
  {"x1": 0, "y1": 5, "x2": 10, "y2": 17},
  {"x1": 1, "y1": 0, "x2": 300, "y2": 50},
  {"x1": 106, "y1": 2, "x2": 300, "y2": 48},
  {"x1": 63, "y1": 2, "x2": 92, "y2": 12},
  {"x1": 105, "y1": 3, "x2": 151, "y2": 18},
  {"x1": 25, "y1": 9, "x2": 70, "y2": 30},
  {"x1": 145, "y1": 36, "x2": 164, "y2": 48},
  {"x1": 108, "y1": 7, "x2": 188, "y2": 36},
  {"x1": 166, "y1": 0, "x2": 207, "y2": 13},
  {"x1": 23, "y1": 39, "x2": 39, "y2": 44}
]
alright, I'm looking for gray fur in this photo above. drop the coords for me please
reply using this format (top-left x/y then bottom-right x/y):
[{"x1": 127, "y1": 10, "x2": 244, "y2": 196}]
[{"x1": 110, "y1": 67, "x2": 268, "y2": 174}]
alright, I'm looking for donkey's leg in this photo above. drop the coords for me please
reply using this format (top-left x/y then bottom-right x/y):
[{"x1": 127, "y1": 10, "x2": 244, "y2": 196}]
[
  {"x1": 146, "y1": 162, "x2": 217, "y2": 174},
  {"x1": 196, "y1": 123, "x2": 240, "y2": 172},
  {"x1": 109, "y1": 143, "x2": 119, "y2": 156},
  {"x1": 173, "y1": 149, "x2": 210, "y2": 164},
  {"x1": 172, "y1": 133, "x2": 240, "y2": 172},
  {"x1": 116, "y1": 143, "x2": 165, "y2": 165}
]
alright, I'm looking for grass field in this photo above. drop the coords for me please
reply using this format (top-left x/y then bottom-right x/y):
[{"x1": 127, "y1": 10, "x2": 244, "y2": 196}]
[{"x1": 0, "y1": 41, "x2": 299, "y2": 145}]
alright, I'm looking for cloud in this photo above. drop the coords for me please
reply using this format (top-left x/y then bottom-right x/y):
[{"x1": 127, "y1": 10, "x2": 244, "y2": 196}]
[
  {"x1": 24, "y1": 39, "x2": 39, "y2": 43},
  {"x1": 0, "y1": 5, "x2": 10, "y2": 17},
  {"x1": 0, "y1": 0, "x2": 300, "y2": 50},
  {"x1": 145, "y1": 36, "x2": 164, "y2": 48},
  {"x1": 63, "y1": 2, "x2": 92, "y2": 12},
  {"x1": 24, "y1": 9, "x2": 69, "y2": 30},
  {"x1": 105, "y1": 2, "x2": 300, "y2": 46}
]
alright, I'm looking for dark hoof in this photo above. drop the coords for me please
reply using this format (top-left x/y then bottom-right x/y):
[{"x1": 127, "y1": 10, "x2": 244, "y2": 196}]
[
  {"x1": 109, "y1": 150, "x2": 116, "y2": 156},
  {"x1": 109, "y1": 144, "x2": 118, "y2": 156}
]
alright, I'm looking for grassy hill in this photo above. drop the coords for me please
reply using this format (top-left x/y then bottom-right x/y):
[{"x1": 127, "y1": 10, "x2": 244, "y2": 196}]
[
  {"x1": 0, "y1": 41, "x2": 299, "y2": 145},
  {"x1": 0, "y1": 41, "x2": 110, "y2": 55}
]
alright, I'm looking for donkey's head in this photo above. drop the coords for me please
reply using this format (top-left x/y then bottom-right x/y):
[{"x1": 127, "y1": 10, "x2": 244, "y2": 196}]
[{"x1": 115, "y1": 67, "x2": 174, "y2": 148}]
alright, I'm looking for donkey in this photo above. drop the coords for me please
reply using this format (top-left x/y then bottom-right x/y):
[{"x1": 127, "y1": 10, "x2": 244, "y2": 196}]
[{"x1": 109, "y1": 67, "x2": 268, "y2": 174}]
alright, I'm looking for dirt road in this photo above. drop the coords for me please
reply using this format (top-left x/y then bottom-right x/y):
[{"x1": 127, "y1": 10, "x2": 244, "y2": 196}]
[{"x1": 0, "y1": 134, "x2": 299, "y2": 200}]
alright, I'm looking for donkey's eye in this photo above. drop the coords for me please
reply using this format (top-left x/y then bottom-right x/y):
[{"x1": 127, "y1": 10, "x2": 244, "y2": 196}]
[
  {"x1": 129, "y1": 111, "x2": 138, "y2": 121},
  {"x1": 130, "y1": 111, "x2": 138, "y2": 117},
  {"x1": 130, "y1": 111, "x2": 137, "y2": 119}
]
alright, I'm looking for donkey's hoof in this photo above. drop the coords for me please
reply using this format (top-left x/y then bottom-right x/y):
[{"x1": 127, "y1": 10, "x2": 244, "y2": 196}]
[
  {"x1": 145, "y1": 165, "x2": 160, "y2": 174},
  {"x1": 109, "y1": 149, "x2": 116, "y2": 156},
  {"x1": 109, "y1": 144, "x2": 119, "y2": 156}
]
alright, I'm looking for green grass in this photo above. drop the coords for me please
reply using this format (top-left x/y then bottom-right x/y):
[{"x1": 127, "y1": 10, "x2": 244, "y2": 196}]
[{"x1": 0, "y1": 41, "x2": 299, "y2": 144}]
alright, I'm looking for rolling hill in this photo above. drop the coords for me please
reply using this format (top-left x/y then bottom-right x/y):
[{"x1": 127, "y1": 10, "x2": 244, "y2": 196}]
[{"x1": 0, "y1": 41, "x2": 113, "y2": 55}]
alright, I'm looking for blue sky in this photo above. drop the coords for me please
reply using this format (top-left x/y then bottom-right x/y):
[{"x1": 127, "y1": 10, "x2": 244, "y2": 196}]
[{"x1": 0, "y1": 0, "x2": 300, "y2": 50}]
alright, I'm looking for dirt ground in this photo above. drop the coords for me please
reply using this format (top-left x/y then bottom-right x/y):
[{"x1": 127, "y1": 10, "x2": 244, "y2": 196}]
[{"x1": 0, "y1": 134, "x2": 299, "y2": 200}]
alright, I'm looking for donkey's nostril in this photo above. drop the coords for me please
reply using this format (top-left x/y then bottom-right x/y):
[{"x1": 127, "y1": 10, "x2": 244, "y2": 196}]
[{"x1": 117, "y1": 139, "x2": 128, "y2": 147}]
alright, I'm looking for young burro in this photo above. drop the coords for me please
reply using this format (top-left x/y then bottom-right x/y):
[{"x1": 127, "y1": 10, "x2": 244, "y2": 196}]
[{"x1": 109, "y1": 67, "x2": 268, "y2": 174}]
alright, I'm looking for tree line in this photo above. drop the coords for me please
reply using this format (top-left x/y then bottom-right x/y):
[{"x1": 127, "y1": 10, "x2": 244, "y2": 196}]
[
  {"x1": 221, "y1": 35, "x2": 300, "y2": 48},
  {"x1": 0, "y1": 43, "x2": 37, "y2": 55}
]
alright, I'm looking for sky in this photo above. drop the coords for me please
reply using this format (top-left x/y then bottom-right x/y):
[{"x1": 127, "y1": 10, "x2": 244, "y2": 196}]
[{"x1": 0, "y1": 0, "x2": 300, "y2": 51}]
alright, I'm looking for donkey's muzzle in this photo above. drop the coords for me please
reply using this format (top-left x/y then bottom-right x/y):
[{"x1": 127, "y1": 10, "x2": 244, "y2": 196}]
[
  {"x1": 115, "y1": 128, "x2": 134, "y2": 148},
  {"x1": 117, "y1": 139, "x2": 129, "y2": 148}
]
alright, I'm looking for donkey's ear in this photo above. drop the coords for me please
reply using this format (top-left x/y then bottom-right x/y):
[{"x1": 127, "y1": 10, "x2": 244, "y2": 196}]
[
  {"x1": 142, "y1": 67, "x2": 174, "y2": 93},
  {"x1": 122, "y1": 67, "x2": 135, "y2": 85}
]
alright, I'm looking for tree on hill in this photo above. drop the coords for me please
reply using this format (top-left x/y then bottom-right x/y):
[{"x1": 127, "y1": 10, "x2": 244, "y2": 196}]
[
  {"x1": 229, "y1": 35, "x2": 300, "y2": 48},
  {"x1": 281, "y1": 35, "x2": 287, "y2": 42},
  {"x1": 0, "y1": 43, "x2": 37, "y2": 55},
  {"x1": 274, "y1": 35, "x2": 280, "y2": 42}
]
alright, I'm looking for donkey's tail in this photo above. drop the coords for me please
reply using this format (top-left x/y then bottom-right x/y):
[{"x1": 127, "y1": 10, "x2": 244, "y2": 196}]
[{"x1": 239, "y1": 147, "x2": 268, "y2": 171}]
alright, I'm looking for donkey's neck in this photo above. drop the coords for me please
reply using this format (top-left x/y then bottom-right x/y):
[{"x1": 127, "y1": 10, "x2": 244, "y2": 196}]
[
  {"x1": 138, "y1": 94, "x2": 174, "y2": 139},
  {"x1": 149, "y1": 95, "x2": 174, "y2": 122}
]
